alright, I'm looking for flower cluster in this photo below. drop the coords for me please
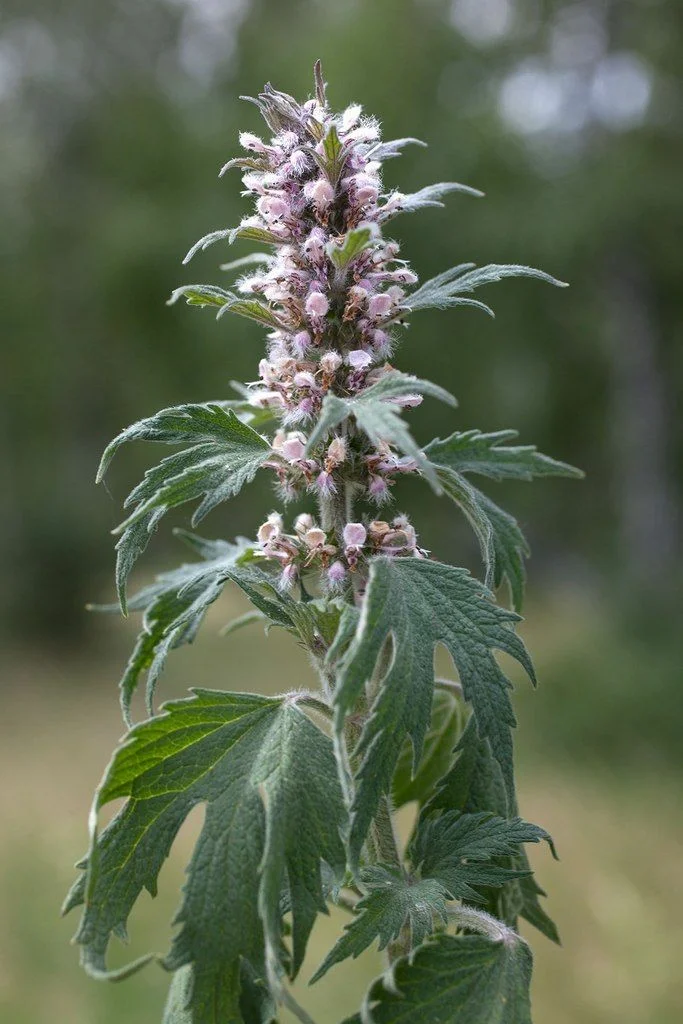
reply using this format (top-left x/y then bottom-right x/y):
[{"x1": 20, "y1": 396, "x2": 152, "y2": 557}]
[
  {"x1": 257, "y1": 512, "x2": 425, "y2": 590},
  {"x1": 221, "y1": 78, "x2": 424, "y2": 527}
]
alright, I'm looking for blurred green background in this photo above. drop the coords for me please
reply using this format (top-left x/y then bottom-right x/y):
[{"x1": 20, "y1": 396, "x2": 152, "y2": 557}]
[{"x1": 1, "y1": 0, "x2": 682, "y2": 1021}]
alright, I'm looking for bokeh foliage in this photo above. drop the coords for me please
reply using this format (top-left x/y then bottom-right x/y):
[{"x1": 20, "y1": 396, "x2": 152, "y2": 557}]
[{"x1": 1, "y1": 0, "x2": 681, "y2": 762}]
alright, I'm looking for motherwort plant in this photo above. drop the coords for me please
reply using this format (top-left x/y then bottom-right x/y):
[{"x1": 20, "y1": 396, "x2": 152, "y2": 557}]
[{"x1": 65, "y1": 63, "x2": 582, "y2": 1024}]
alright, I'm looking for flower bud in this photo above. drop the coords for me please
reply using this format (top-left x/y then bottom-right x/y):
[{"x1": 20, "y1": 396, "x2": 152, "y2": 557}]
[
  {"x1": 292, "y1": 330, "x2": 312, "y2": 357},
  {"x1": 328, "y1": 560, "x2": 347, "y2": 586},
  {"x1": 316, "y1": 470, "x2": 336, "y2": 496},
  {"x1": 305, "y1": 291, "x2": 330, "y2": 319},
  {"x1": 294, "y1": 513, "x2": 314, "y2": 535},
  {"x1": 279, "y1": 562, "x2": 298, "y2": 591},
  {"x1": 326, "y1": 436, "x2": 347, "y2": 467},
  {"x1": 290, "y1": 149, "x2": 309, "y2": 175},
  {"x1": 320, "y1": 350, "x2": 342, "y2": 374}
]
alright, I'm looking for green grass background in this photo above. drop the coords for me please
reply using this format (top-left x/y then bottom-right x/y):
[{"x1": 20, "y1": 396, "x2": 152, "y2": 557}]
[{"x1": 2, "y1": 588, "x2": 681, "y2": 1024}]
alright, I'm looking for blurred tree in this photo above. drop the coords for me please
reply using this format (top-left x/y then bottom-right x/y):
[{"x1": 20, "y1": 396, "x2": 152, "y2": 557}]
[{"x1": 1, "y1": 0, "x2": 681, "y2": 644}]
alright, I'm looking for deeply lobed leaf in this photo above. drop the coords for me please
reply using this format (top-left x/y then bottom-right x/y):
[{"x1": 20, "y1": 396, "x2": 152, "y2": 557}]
[
  {"x1": 344, "y1": 931, "x2": 533, "y2": 1024},
  {"x1": 425, "y1": 430, "x2": 582, "y2": 610},
  {"x1": 407, "y1": 262, "x2": 567, "y2": 316},
  {"x1": 425, "y1": 714, "x2": 560, "y2": 944},
  {"x1": 98, "y1": 404, "x2": 270, "y2": 608},
  {"x1": 64, "y1": 690, "x2": 347, "y2": 1023},
  {"x1": 306, "y1": 371, "x2": 456, "y2": 491},
  {"x1": 335, "y1": 557, "x2": 534, "y2": 864},
  {"x1": 313, "y1": 812, "x2": 546, "y2": 983}
]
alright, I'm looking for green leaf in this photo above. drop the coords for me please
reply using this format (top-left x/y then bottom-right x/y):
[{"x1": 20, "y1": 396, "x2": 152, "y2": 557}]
[
  {"x1": 381, "y1": 181, "x2": 484, "y2": 220},
  {"x1": 335, "y1": 557, "x2": 534, "y2": 863},
  {"x1": 310, "y1": 123, "x2": 346, "y2": 184},
  {"x1": 231, "y1": 224, "x2": 286, "y2": 246},
  {"x1": 366, "y1": 137, "x2": 427, "y2": 161},
  {"x1": 219, "y1": 610, "x2": 266, "y2": 637},
  {"x1": 424, "y1": 429, "x2": 583, "y2": 482},
  {"x1": 425, "y1": 716, "x2": 560, "y2": 944},
  {"x1": 64, "y1": 690, "x2": 347, "y2": 1023},
  {"x1": 434, "y1": 468, "x2": 528, "y2": 611},
  {"x1": 218, "y1": 253, "x2": 272, "y2": 275},
  {"x1": 410, "y1": 811, "x2": 549, "y2": 903},
  {"x1": 99, "y1": 405, "x2": 270, "y2": 607},
  {"x1": 391, "y1": 690, "x2": 463, "y2": 809},
  {"x1": 425, "y1": 432, "x2": 581, "y2": 611},
  {"x1": 476, "y1": 493, "x2": 529, "y2": 614},
  {"x1": 326, "y1": 224, "x2": 378, "y2": 269},
  {"x1": 407, "y1": 262, "x2": 567, "y2": 315},
  {"x1": 168, "y1": 286, "x2": 287, "y2": 329},
  {"x1": 306, "y1": 371, "x2": 456, "y2": 492},
  {"x1": 314, "y1": 811, "x2": 546, "y2": 983},
  {"x1": 219, "y1": 156, "x2": 270, "y2": 176},
  {"x1": 325, "y1": 603, "x2": 361, "y2": 668},
  {"x1": 182, "y1": 226, "x2": 282, "y2": 264},
  {"x1": 167, "y1": 283, "x2": 235, "y2": 308},
  {"x1": 163, "y1": 962, "x2": 274, "y2": 1024},
  {"x1": 345, "y1": 931, "x2": 533, "y2": 1024},
  {"x1": 311, "y1": 866, "x2": 448, "y2": 983},
  {"x1": 100, "y1": 535, "x2": 253, "y2": 723}
]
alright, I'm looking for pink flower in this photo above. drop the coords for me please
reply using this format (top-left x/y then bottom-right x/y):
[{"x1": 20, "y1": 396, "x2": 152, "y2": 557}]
[
  {"x1": 368, "y1": 293, "x2": 394, "y2": 319},
  {"x1": 306, "y1": 291, "x2": 330, "y2": 319},
  {"x1": 280, "y1": 437, "x2": 307, "y2": 463},
  {"x1": 250, "y1": 390, "x2": 285, "y2": 409},
  {"x1": 303, "y1": 527, "x2": 327, "y2": 550},
  {"x1": 343, "y1": 523, "x2": 367, "y2": 549},
  {"x1": 303, "y1": 227, "x2": 328, "y2": 264},
  {"x1": 257, "y1": 513, "x2": 283, "y2": 546},
  {"x1": 304, "y1": 178, "x2": 335, "y2": 211},
  {"x1": 345, "y1": 123, "x2": 380, "y2": 143},
  {"x1": 294, "y1": 513, "x2": 314, "y2": 535},
  {"x1": 368, "y1": 475, "x2": 390, "y2": 503},
  {"x1": 347, "y1": 349, "x2": 373, "y2": 370},
  {"x1": 388, "y1": 268, "x2": 418, "y2": 285},
  {"x1": 341, "y1": 104, "x2": 362, "y2": 132},
  {"x1": 276, "y1": 131, "x2": 299, "y2": 151},
  {"x1": 257, "y1": 195, "x2": 290, "y2": 221},
  {"x1": 371, "y1": 329, "x2": 392, "y2": 357},
  {"x1": 293, "y1": 370, "x2": 317, "y2": 390}
]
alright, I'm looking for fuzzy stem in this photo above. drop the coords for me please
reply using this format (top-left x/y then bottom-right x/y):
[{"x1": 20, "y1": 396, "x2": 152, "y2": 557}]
[
  {"x1": 318, "y1": 488, "x2": 347, "y2": 548},
  {"x1": 369, "y1": 795, "x2": 402, "y2": 871}
]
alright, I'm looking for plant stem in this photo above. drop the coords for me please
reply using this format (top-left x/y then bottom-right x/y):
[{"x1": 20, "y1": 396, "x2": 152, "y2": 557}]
[
  {"x1": 369, "y1": 794, "x2": 402, "y2": 870},
  {"x1": 322, "y1": 476, "x2": 407, "y2": 954}
]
